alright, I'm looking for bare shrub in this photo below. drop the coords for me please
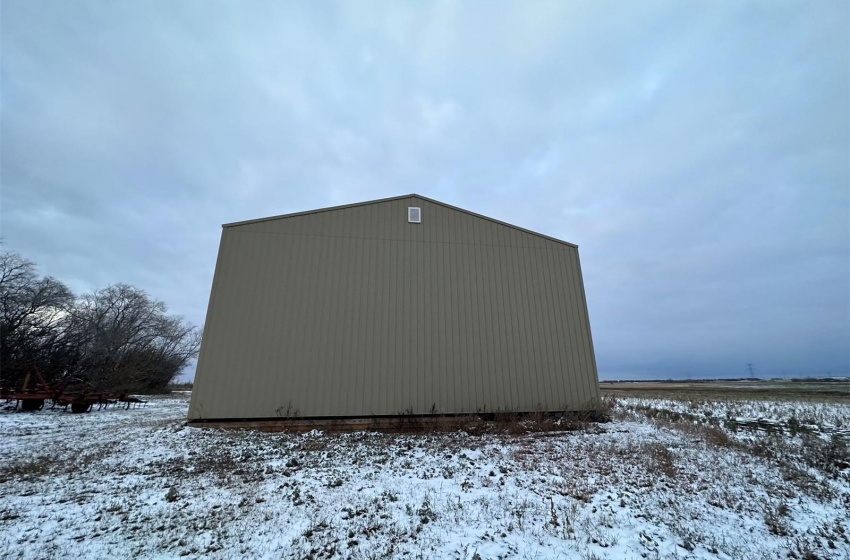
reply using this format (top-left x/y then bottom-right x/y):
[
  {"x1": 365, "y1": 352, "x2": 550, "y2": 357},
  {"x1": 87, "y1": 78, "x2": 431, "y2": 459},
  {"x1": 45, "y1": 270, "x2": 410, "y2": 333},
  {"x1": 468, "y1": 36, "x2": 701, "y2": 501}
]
[
  {"x1": 165, "y1": 486, "x2": 179, "y2": 502},
  {"x1": 799, "y1": 434, "x2": 849, "y2": 477},
  {"x1": 600, "y1": 394, "x2": 617, "y2": 410},
  {"x1": 645, "y1": 443, "x2": 678, "y2": 479},
  {"x1": 669, "y1": 421, "x2": 732, "y2": 447},
  {"x1": 764, "y1": 505, "x2": 791, "y2": 536}
]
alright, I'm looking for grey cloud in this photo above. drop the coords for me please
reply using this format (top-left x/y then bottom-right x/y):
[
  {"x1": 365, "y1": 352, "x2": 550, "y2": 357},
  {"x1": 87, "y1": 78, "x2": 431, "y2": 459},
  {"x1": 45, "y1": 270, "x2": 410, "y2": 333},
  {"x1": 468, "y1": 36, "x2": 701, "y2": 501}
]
[{"x1": 2, "y1": 0, "x2": 847, "y2": 379}]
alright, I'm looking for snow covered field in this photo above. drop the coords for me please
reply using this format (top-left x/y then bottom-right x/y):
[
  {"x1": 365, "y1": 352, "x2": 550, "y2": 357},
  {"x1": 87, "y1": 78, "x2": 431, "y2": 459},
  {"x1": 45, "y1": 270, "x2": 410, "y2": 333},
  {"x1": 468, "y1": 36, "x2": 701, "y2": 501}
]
[{"x1": 1, "y1": 393, "x2": 848, "y2": 559}]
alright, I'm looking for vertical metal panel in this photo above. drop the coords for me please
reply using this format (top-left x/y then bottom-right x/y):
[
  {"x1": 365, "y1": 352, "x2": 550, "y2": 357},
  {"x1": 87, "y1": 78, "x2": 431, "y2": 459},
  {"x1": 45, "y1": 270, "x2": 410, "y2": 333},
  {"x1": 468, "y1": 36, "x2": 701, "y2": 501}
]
[{"x1": 189, "y1": 196, "x2": 600, "y2": 420}]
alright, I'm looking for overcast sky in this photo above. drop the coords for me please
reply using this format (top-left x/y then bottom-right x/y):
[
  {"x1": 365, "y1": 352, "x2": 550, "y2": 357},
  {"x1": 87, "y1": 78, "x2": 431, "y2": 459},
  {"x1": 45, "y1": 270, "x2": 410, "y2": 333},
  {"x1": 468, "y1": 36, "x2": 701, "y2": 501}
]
[{"x1": 2, "y1": 1, "x2": 848, "y2": 380}]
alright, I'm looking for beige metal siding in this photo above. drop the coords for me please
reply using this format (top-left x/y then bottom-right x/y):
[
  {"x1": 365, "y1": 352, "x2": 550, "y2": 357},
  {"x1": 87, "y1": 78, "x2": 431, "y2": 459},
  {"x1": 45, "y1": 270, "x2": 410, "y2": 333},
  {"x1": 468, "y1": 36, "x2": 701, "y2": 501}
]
[{"x1": 189, "y1": 196, "x2": 600, "y2": 420}]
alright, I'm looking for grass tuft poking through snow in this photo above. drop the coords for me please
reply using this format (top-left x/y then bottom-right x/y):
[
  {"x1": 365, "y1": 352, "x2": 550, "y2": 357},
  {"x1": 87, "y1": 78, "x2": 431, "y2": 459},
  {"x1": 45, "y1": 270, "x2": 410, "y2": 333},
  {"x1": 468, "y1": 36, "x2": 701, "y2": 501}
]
[{"x1": 1, "y1": 393, "x2": 848, "y2": 559}]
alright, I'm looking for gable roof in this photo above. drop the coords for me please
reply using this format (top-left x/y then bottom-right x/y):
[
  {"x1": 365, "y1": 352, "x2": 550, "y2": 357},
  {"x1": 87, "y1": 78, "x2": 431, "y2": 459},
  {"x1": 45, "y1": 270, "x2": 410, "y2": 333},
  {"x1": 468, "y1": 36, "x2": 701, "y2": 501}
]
[{"x1": 222, "y1": 194, "x2": 578, "y2": 248}]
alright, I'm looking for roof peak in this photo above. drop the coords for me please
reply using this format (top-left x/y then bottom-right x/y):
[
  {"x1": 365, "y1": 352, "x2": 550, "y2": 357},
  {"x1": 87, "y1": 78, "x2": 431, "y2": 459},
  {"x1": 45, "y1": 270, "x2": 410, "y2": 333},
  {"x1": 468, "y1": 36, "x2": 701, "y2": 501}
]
[{"x1": 222, "y1": 194, "x2": 577, "y2": 248}]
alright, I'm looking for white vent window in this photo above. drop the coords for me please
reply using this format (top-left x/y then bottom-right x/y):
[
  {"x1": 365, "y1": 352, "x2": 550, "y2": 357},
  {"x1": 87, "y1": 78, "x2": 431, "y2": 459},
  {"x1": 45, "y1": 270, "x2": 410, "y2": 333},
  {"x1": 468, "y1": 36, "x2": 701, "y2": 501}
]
[{"x1": 408, "y1": 206, "x2": 421, "y2": 223}]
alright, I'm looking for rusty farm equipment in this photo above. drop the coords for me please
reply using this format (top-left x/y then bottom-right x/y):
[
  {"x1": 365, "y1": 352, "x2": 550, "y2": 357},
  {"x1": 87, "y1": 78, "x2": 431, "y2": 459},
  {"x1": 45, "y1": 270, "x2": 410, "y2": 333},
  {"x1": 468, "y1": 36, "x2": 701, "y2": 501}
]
[{"x1": 0, "y1": 369, "x2": 147, "y2": 414}]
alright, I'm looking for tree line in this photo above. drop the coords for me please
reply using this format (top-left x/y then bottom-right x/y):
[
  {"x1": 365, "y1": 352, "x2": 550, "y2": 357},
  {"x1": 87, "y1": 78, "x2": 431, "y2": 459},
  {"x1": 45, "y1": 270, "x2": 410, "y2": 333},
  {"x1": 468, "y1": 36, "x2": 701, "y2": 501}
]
[{"x1": 0, "y1": 249, "x2": 201, "y2": 393}]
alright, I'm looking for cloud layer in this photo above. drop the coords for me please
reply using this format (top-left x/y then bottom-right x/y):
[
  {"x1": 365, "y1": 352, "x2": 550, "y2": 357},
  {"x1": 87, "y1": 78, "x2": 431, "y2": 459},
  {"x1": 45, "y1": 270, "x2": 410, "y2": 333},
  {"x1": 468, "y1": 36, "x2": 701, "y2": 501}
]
[{"x1": 3, "y1": 1, "x2": 848, "y2": 379}]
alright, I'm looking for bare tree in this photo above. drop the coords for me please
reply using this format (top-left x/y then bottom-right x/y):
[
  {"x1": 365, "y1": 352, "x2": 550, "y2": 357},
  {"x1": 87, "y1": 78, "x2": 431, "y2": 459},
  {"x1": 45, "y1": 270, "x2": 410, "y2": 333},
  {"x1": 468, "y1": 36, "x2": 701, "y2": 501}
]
[
  {"x1": 0, "y1": 251, "x2": 74, "y2": 388},
  {"x1": 69, "y1": 284, "x2": 202, "y2": 392}
]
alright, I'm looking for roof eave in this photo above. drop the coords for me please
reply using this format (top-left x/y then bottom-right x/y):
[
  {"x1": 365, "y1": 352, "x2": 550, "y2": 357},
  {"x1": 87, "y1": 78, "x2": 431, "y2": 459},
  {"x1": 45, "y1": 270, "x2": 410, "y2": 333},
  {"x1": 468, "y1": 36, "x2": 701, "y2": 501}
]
[{"x1": 222, "y1": 194, "x2": 418, "y2": 228}]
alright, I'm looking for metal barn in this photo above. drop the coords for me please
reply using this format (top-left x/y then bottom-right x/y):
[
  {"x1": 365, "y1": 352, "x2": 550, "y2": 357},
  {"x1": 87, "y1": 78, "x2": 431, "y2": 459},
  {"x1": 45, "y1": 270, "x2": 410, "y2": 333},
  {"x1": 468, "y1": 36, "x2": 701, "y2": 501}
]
[{"x1": 188, "y1": 195, "x2": 600, "y2": 424}]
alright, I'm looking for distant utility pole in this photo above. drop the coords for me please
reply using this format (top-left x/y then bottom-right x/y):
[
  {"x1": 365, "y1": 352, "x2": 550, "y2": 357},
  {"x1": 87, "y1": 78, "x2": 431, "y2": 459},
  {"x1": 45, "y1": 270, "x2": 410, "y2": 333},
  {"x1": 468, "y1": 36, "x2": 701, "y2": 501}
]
[{"x1": 747, "y1": 363, "x2": 756, "y2": 380}]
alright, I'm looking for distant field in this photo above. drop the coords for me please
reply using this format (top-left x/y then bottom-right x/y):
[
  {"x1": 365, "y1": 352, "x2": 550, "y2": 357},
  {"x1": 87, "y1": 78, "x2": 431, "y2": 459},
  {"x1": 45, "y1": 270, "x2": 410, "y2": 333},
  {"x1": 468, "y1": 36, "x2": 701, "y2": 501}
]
[{"x1": 600, "y1": 379, "x2": 850, "y2": 402}]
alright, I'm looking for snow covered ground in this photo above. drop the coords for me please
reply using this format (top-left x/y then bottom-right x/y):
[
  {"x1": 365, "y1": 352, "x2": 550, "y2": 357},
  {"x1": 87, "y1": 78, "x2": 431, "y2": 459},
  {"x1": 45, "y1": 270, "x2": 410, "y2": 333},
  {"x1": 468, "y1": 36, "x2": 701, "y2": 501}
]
[{"x1": 1, "y1": 393, "x2": 848, "y2": 559}]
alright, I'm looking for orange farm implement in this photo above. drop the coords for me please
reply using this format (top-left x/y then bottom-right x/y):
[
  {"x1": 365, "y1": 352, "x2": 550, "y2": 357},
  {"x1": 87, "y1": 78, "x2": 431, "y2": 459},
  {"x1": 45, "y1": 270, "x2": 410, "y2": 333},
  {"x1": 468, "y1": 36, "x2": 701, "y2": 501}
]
[{"x1": 1, "y1": 369, "x2": 146, "y2": 413}]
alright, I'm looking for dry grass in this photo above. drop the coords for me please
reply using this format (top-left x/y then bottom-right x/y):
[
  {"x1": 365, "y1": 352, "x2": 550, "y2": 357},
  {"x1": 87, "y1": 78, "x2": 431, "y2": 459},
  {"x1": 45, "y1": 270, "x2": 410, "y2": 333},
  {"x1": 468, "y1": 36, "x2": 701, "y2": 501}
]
[
  {"x1": 0, "y1": 444, "x2": 111, "y2": 484},
  {"x1": 613, "y1": 395, "x2": 849, "y2": 504},
  {"x1": 0, "y1": 455, "x2": 60, "y2": 483},
  {"x1": 246, "y1": 408, "x2": 613, "y2": 436}
]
